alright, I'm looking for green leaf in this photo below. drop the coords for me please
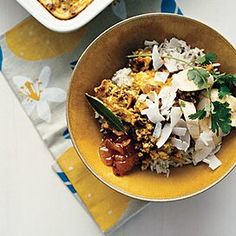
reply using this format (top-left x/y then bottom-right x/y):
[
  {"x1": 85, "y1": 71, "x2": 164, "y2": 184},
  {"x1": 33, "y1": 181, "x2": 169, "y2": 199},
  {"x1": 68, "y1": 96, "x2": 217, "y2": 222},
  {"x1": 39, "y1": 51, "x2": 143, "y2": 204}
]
[
  {"x1": 212, "y1": 73, "x2": 236, "y2": 99},
  {"x1": 218, "y1": 85, "x2": 231, "y2": 99},
  {"x1": 85, "y1": 93, "x2": 125, "y2": 132},
  {"x1": 188, "y1": 109, "x2": 207, "y2": 120},
  {"x1": 197, "y1": 52, "x2": 217, "y2": 65},
  {"x1": 211, "y1": 101, "x2": 232, "y2": 135},
  {"x1": 187, "y1": 68, "x2": 210, "y2": 88},
  {"x1": 214, "y1": 73, "x2": 236, "y2": 86}
]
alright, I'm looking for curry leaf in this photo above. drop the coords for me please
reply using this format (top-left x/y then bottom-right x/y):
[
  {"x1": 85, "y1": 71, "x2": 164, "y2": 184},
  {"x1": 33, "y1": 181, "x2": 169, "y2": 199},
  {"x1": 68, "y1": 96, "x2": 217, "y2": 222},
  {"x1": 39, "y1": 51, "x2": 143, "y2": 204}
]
[{"x1": 85, "y1": 94, "x2": 125, "y2": 132}]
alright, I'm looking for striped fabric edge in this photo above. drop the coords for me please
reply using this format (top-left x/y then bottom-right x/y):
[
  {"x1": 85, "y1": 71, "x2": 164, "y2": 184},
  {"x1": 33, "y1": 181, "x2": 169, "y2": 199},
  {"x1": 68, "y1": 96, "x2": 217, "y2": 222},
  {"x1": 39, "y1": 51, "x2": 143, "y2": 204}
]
[{"x1": 52, "y1": 162, "x2": 82, "y2": 203}]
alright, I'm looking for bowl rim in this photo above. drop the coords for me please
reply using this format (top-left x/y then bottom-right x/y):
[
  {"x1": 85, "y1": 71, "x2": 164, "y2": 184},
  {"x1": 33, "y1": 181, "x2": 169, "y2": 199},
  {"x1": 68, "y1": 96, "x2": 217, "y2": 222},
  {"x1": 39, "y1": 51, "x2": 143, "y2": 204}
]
[{"x1": 67, "y1": 12, "x2": 236, "y2": 202}]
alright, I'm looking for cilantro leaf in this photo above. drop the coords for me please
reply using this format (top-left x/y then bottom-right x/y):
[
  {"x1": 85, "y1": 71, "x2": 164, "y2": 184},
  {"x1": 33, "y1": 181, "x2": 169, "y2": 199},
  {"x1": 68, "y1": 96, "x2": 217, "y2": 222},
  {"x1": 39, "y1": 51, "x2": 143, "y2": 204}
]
[
  {"x1": 218, "y1": 85, "x2": 231, "y2": 99},
  {"x1": 213, "y1": 73, "x2": 236, "y2": 99},
  {"x1": 187, "y1": 68, "x2": 210, "y2": 88},
  {"x1": 214, "y1": 73, "x2": 236, "y2": 86},
  {"x1": 211, "y1": 101, "x2": 232, "y2": 135},
  {"x1": 188, "y1": 109, "x2": 207, "y2": 120},
  {"x1": 197, "y1": 52, "x2": 217, "y2": 65}
]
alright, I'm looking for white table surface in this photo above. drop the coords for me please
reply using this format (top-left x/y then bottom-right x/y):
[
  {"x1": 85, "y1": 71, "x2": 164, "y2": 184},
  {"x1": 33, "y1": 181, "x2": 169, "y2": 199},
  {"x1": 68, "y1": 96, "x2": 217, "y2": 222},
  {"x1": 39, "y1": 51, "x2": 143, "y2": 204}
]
[{"x1": 0, "y1": 1, "x2": 235, "y2": 236}]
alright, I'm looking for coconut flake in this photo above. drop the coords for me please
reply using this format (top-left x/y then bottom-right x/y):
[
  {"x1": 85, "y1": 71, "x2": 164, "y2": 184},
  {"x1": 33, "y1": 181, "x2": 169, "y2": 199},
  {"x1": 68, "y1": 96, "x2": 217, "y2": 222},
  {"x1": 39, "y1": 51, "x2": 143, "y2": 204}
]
[
  {"x1": 171, "y1": 119, "x2": 190, "y2": 151},
  {"x1": 144, "y1": 40, "x2": 158, "y2": 47},
  {"x1": 169, "y1": 38, "x2": 187, "y2": 49},
  {"x1": 154, "y1": 71, "x2": 169, "y2": 83},
  {"x1": 172, "y1": 127, "x2": 187, "y2": 136},
  {"x1": 158, "y1": 85, "x2": 178, "y2": 115},
  {"x1": 156, "y1": 107, "x2": 182, "y2": 148},
  {"x1": 145, "y1": 98, "x2": 155, "y2": 107},
  {"x1": 156, "y1": 123, "x2": 172, "y2": 148},
  {"x1": 195, "y1": 131, "x2": 215, "y2": 151},
  {"x1": 112, "y1": 68, "x2": 132, "y2": 87},
  {"x1": 170, "y1": 107, "x2": 182, "y2": 128},
  {"x1": 155, "y1": 38, "x2": 205, "y2": 73},
  {"x1": 171, "y1": 137, "x2": 189, "y2": 151},
  {"x1": 141, "y1": 103, "x2": 165, "y2": 124},
  {"x1": 203, "y1": 155, "x2": 222, "y2": 170},
  {"x1": 147, "y1": 91, "x2": 159, "y2": 103},
  {"x1": 180, "y1": 100, "x2": 200, "y2": 139},
  {"x1": 152, "y1": 45, "x2": 163, "y2": 71},
  {"x1": 192, "y1": 147, "x2": 213, "y2": 164},
  {"x1": 153, "y1": 122, "x2": 162, "y2": 138},
  {"x1": 199, "y1": 131, "x2": 214, "y2": 146},
  {"x1": 164, "y1": 58, "x2": 179, "y2": 73},
  {"x1": 193, "y1": 131, "x2": 216, "y2": 164}
]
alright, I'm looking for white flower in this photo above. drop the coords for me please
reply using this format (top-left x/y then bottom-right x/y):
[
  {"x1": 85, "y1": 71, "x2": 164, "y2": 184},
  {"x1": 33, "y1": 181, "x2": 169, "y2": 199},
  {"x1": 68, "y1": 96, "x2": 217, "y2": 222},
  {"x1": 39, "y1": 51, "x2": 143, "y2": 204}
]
[{"x1": 13, "y1": 66, "x2": 66, "y2": 123}]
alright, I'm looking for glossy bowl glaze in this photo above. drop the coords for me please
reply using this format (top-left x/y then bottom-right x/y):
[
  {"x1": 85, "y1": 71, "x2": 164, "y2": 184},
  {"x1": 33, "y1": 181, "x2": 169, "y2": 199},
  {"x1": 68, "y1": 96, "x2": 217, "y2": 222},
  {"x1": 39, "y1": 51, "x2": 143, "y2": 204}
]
[{"x1": 67, "y1": 13, "x2": 236, "y2": 201}]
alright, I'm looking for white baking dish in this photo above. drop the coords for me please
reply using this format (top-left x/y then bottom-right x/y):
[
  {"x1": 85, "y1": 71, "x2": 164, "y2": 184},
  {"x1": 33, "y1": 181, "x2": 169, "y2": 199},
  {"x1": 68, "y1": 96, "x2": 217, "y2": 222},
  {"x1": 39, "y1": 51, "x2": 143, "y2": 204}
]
[{"x1": 16, "y1": 0, "x2": 113, "y2": 32}]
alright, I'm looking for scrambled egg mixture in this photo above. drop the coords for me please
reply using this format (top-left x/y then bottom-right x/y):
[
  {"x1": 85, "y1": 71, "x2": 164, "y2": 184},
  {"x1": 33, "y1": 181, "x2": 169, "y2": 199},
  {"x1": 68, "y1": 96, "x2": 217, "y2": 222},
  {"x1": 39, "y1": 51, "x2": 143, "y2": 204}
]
[{"x1": 95, "y1": 56, "x2": 188, "y2": 174}]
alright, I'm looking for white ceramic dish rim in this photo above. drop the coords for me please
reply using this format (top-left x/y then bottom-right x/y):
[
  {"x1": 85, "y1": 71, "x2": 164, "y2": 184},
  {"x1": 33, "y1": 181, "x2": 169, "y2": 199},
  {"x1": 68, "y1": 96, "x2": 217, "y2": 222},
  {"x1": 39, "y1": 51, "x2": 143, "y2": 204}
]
[{"x1": 16, "y1": 0, "x2": 113, "y2": 32}]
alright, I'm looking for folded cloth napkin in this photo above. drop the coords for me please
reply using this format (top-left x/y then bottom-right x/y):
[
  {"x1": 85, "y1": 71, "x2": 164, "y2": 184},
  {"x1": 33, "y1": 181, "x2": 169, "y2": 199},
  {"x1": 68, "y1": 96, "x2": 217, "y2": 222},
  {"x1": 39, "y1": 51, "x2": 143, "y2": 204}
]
[{"x1": 0, "y1": 0, "x2": 182, "y2": 234}]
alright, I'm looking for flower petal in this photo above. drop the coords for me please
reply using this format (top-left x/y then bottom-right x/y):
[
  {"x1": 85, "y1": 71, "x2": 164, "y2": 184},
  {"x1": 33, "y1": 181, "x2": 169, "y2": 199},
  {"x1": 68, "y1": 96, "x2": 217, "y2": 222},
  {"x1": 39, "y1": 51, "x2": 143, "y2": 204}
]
[
  {"x1": 36, "y1": 100, "x2": 51, "y2": 123},
  {"x1": 39, "y1": 66, "x2": 51, "y2": 88},
  {"x1": 13, "y1": 76, "x2": 31, "y2": 88},
  {"x1": 22, "y1": 98, "x2": 36, "y2": 116},
  {"x1": 42, "y1": 88, "x2": 66, "y2": 103}
]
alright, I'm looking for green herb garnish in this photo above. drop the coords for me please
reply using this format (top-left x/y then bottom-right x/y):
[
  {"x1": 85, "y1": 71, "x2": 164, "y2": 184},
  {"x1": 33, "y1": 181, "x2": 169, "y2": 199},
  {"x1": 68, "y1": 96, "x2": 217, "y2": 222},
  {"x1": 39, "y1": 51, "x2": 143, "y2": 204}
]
[
  {"x1": 211, "y1": 101, "x2": 232, "y2": 135},
  {"x1": 127, "y1": 50, "x2": 234, "y2": 135},
  {"x1": 188, "y1": 109, "x2": 207, "y2": 120},
  {"x1": 85, "y1": 93, "x2": 125, "y2": 132},
  {"x1": 197, "y1": 52, "x2": 217, "y2": 65},
  {"x1": 187, "y1": 67, "x2": 210, "y2": 89},
  {"x1": 213, "y1": 73, "x2": 236, "y2": 98},
  {"x1": 218, "y1": 85, "x2": 231, "y2": 99}
]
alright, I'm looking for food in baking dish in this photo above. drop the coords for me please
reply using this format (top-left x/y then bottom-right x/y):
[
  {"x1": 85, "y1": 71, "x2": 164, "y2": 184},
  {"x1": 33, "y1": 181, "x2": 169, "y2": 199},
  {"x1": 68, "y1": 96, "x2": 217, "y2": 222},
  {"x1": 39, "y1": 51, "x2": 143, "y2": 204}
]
[{"x1": 38, "y1": 0, "x2": 93, "y2": 20}]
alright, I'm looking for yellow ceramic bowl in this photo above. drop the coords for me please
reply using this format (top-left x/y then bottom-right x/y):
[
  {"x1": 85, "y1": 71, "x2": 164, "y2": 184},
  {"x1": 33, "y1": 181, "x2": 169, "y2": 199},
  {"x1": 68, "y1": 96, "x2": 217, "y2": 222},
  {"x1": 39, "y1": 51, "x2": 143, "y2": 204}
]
[{"x1": 67, "y1": 13, "x2": 236, "y2": 201}]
